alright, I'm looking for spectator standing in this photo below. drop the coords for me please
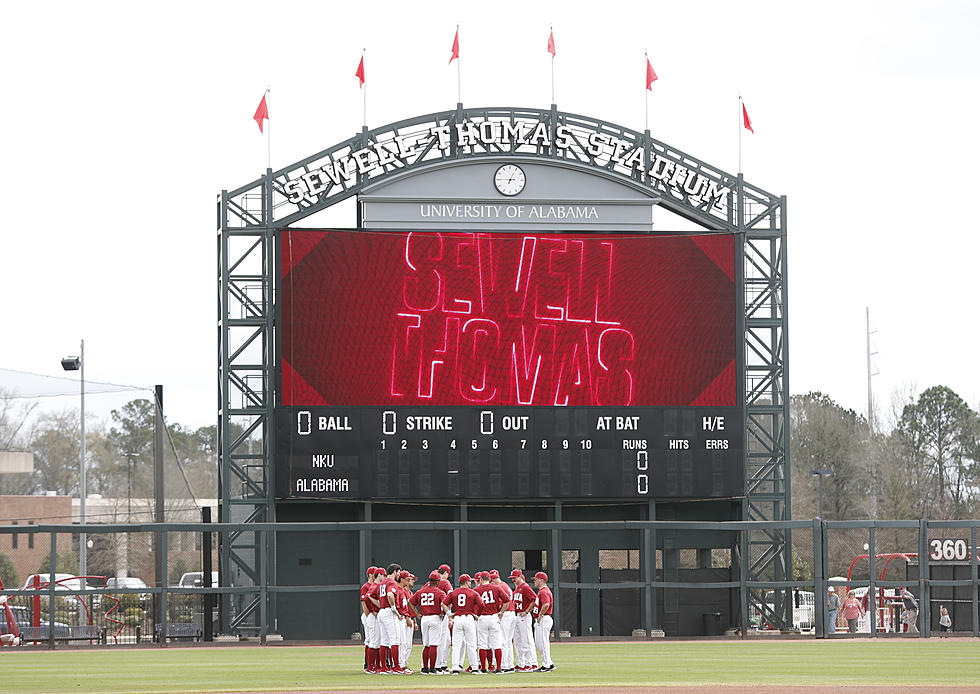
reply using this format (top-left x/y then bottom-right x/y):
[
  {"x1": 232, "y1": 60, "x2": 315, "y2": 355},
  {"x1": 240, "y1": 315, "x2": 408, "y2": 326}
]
[
  {"x1": 900, "y1": 587, "x2": 918, "y2": 634},
  {"x1": 841, "y1": 590, "x2": 864, "y2": 633},
  {"x1": 826, "y1": 587, "x2": 840, "y2": 634},
  {"x1": 939, "y1": 605, "x2": 951, "y2": 636}
]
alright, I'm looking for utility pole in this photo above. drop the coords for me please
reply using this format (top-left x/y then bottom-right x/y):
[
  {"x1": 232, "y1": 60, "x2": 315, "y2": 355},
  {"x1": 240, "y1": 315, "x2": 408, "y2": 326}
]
[
  {"x1": 811, "y1": 469, "x2": 833, "y2": 519},
  {"x1": 867, "y1": 308, "x2": 877, "y2": 519}
]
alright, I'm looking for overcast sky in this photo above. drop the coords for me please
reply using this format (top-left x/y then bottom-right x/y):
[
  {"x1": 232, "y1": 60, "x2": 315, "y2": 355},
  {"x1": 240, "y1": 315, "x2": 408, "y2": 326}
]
[{"x1": 1, "y1": 0, "x2": 978, "y2": 430}]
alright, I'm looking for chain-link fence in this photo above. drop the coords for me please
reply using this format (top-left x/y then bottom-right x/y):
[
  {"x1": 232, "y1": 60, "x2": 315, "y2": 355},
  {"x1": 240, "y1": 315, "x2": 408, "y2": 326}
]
[{"x1": 1, "y1": 519, "x2": 978, "y2": 647}]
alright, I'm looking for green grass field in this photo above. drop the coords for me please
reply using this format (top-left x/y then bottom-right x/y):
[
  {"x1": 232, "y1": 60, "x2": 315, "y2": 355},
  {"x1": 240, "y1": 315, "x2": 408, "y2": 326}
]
[{"x1": 0, "y1": 640, "x2": 978, "y2": 693}]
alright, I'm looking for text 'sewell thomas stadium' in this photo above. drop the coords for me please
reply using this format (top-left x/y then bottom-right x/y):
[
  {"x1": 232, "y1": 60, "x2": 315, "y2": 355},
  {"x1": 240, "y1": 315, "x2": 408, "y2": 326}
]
[
  {"x1": 6, "y1": 23, "x2": 980, "y2": 694},
  {"x1": 222, "y1": 92, "x2": 785, "y2": 643}
]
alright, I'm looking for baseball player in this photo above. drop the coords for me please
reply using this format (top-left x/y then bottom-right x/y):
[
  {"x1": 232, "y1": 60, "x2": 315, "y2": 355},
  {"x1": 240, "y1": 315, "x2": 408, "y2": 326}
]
[
  {"x1": 491, "y1": 569, "x2": 516, "y2": 672},
  {"x1": 371, "y1": 563, "x2": 406, "y2": 674},
  {"x1": 395, "y1": 571, "x2": 415, "y2": 673},
  {"x1": 364, "y1": 567, "x2": 386, "y2": 672},
  {"x1": 532, "y1": 571, "x2": 555, "y2": 672},
  {"x1": 474, "y1": 571, "x2": 510, "y2": 672},
  {"x1": 510, "y1": 569, "x2": 538, "y2": 671},
  {"x1": 360, "y1": 566, "x2": 379, "y2": 672},
  {"x1": 442, "y1": 573, "x2": 484, "y2": 674},
  {"x1": 435, "y1": 563, "x2": 454, "y2": 671},
  {"x1": 410, "y1": 571, "x2": 448, "y2": 674}
]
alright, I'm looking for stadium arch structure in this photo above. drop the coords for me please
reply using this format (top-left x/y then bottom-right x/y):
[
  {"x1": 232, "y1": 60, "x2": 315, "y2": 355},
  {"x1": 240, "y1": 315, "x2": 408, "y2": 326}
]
[{"x1": 218, "y1": 104, "x2": 788, "y2": 637}]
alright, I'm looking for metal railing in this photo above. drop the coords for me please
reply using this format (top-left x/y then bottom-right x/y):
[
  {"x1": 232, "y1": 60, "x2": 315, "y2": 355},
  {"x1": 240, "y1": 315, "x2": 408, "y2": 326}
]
[{"x1": 1, "y1": 518, "x2": 977, "y2": 646}]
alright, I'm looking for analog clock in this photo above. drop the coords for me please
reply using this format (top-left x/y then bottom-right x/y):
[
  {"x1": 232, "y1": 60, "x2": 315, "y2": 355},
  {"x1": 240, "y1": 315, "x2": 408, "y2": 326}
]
[{"x1": 493, "y1": 164, "x2": 526, "y2": 196}]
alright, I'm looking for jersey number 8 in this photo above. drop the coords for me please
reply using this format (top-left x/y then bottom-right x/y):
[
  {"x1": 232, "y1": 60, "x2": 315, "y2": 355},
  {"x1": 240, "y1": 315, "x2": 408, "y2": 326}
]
[{"x1": 457, "y1": 594, "x2": 467, "y2": 607}]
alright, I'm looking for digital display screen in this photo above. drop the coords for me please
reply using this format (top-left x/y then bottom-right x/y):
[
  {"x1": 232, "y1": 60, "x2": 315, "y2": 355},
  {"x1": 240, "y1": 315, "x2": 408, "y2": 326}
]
[{"x1": 276, "y1": 229, "x2": 742, "y2": 500}]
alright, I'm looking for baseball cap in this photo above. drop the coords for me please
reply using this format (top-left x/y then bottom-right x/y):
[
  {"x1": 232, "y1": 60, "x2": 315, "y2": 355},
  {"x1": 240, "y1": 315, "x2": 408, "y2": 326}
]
[
  {"x1": 370, "y1": 567, "x2": 383, "y2": 576},
  {"x1": 399, "y1": 570, "x2": 411, "y2": 580},
  {"x1": 367, "y1": 566, "x2": 378, "y2": 576},
  {"x1": 509, "y1": 569, "x2": 523, "y2": 579},
  {"x1": 489, "y1": 570, "x2": 500, "y2": 579},
  {"x1": 439, "y1": 564, "x2": 451, "y2": 573},
  {"x1": 827, "y1": 586, "x2": 836, "y2": 592},
  {"x1": 458, "y1": 573, "x2": 471, "y2": 584},
  {"x1": 534, "y1": 571, "x2": 548, "y2": 582},
  {"x1": 476, "y1": 571, "x2": 487, "y2": 580},
  {"x1": 429, "y1": 570, "x2": 441, "y2": 581}
]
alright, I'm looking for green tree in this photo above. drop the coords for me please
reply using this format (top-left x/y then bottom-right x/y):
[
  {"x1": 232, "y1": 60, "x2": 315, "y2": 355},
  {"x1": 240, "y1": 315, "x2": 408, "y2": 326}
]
[
  {"x1": 104, "y1": 399, "x2": 156, "y2": 499},
  {"x1": 0, "y1": 551, "x2": 19, "y2": 588},
  {"x1": 790, "y1": 392, "x2": 869, "y2": 520},
  {"x1": 29, "y1": 409, "x2": 82, "y2": 495},
  {"x1": 169, "y1": 556, "x2": 190, "y2": 585},
  {"x1": 894, "y1": 386, "x2": 980, "y2": 518},
  {"x1": 37, "y1": 551, "x2": 79, "y2": 576}
]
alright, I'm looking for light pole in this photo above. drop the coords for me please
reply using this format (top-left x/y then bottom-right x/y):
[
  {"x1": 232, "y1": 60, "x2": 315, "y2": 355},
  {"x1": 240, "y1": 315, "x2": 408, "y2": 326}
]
[
  {"x1": 811, "y1": 469, "x2": 833, "y2": 519},
  {"x1": 61, "y1": 341, "x2": 85, "y2": 581}
]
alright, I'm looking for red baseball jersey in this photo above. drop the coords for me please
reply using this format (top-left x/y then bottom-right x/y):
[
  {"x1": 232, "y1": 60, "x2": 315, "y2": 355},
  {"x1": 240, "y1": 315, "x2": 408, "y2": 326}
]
[
  {"x1": 512, "y1": 583, "x2": 536, "y2": 614},
  {"x1": 410, "y1": 585, "x2": 447, "y2": 617},
  {"x1": 397, "y1": 585, "x2": 412, "y2": 617},
  {"x1": 443, "y1": 587, "x2": 484, "y2": 616},
  {"x1": 360, "y1": 581, "x2": 375, "y2": 613},
  {"x1": 534, "y1": 585, "x2": 554, "y2": 616},
  {"x1": 438, "y1": 577, "x2": 453, "y2": 594},
  {"x1": 476, "y1": 583, "x2": 510, "y2": 616},
  {"x1": 494, "y1": 581, "x2": 516, "y2": 611},
  {"x1": 378, "y1": 577, "x2": 399, "y2": 608},
  {"x1": 366, "y1": 582, "x2": 382, "y2": 614}
]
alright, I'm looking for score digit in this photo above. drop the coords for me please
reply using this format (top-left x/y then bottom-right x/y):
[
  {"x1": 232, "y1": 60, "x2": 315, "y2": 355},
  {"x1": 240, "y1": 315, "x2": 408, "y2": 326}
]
[{"x1": 637, "y1": 451, "x2": 649, "y2": 495}]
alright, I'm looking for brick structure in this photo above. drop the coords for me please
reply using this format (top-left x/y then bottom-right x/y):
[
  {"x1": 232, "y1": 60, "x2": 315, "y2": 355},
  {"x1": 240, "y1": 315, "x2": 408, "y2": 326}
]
[{"x1": 0, "y1": 495, "x2": 73, "y2": 588}]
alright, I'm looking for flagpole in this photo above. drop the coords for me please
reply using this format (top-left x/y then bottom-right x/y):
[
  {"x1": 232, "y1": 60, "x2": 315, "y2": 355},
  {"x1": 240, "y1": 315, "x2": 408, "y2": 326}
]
[
  {"x1": 456, "y1": 23, "x2": 461, "y2": 104},
  {"x1": 738, "y1": 93, "x2": 742, "y2": 174},
  {"x1": 266, "y1": 87, "x2": 271, "y2": 171},
  {"x1": 644, "y1": 50, "x2": 649, "y2": 132},
  {"x1": 550, "y1": 24, "x2": 555, "y2": 104},
  {"x1": 362, "y1": 48, "x2": 367, "y2": 128}
]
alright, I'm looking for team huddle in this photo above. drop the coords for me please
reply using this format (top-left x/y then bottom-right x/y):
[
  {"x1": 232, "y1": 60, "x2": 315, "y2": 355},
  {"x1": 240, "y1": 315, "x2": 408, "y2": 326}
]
[{"x1": 359, "y1": 563, "x2": 556, "y2": 674}]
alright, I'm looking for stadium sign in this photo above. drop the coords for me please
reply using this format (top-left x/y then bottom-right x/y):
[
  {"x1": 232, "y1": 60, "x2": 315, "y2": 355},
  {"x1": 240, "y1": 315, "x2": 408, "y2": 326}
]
[{"x1": 280, "y1": 113, "x2": 731, "y2": 211}]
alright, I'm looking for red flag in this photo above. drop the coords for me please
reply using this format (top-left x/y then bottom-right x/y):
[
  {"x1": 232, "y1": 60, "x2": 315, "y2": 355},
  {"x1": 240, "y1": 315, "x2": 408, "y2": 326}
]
[
  {"x1": 742, "y1": 102, "x2": 754, "y2": 133},
  {"x1": 547, "y1": 30, "x2": 556, "y2": 57},
  {"x1": 355, "y1": 56, "x2": 365, "y2": 87},
  {"x1": 253, "y1": 93, "x2": 268, "y2": 133},
  {"x1": 449, "y1": 27, "x2": 459, "y2": 64},
  {"x1": 646, "y1": 58, "x2": 658, "y2": 90}
]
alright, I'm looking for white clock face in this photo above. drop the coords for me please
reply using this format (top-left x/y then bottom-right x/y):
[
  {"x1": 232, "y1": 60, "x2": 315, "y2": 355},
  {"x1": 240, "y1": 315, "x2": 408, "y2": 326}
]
[{"x1": 494, "y1": 164, "x2": 526, "y2": 196}]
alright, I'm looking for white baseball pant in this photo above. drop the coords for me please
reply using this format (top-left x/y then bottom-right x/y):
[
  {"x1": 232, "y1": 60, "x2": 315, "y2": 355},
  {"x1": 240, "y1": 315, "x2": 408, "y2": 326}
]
[
  {"x1": 365, "y1": 612, "x2": 379, "y2": 649},
  {"x1": 420, "y1": 614, "x2": 443, "y2": 647},
  {"x1": 399, "y1": 618, "x2": 413, "y2": 668},
  {"x1": 476, "y1": 614, "x2": 503, "y2": 650},
  {"x1": 377, "y1": 607, "x2": 399, "y2": 647},
  {"x1": 534, "y1": 615, "x2": 554, "y2": 668},
  {"x1": 451, "y1": 613, "x2": 479, "y2": 672},
  {"x1": 499, "y1": 611, "x2": 517, "y2": 669},
  {"x1": 436, "y1": 617, "x2": 451, "y2": 668},
  {"x1": 514, "y1": 613, "x2": 537, "y2": 668}
]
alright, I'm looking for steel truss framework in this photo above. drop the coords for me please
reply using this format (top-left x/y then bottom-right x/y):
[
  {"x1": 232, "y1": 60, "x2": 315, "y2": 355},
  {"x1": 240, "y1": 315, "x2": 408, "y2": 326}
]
[{"x1": 218, "y1": 105, "x2": 789, "y2": 632}]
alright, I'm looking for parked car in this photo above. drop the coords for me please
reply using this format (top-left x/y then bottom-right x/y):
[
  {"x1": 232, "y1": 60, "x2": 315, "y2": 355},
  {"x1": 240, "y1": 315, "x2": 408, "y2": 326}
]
[
  {"x1": 21, "y1": 573, "x2": 83, "y2": 591},
  {"x1": 177, "y1": 572, "x2": 219, "y2": 588},
  {"x1": 0, "y1": 605, "x2": 72, "y2": 638},
  {"x1": 96, "y1": 577, "x2": 150, "y2": 609}
]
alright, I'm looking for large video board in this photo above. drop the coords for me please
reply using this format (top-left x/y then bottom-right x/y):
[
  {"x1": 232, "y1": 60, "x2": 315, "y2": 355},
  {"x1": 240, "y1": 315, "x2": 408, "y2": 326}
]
[{"x1": 276, "y1": 229, "x2": 742, "y2": 500}]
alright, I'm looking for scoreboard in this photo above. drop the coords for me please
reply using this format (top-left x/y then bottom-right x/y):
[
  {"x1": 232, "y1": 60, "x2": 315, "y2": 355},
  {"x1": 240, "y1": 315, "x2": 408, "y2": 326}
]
[
  {"x1": 276, "y1": 406, "x2": 741, "y2": 499},
  {"x1": 275, "y1": 229, "x2": 743, "y2": 500}
]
